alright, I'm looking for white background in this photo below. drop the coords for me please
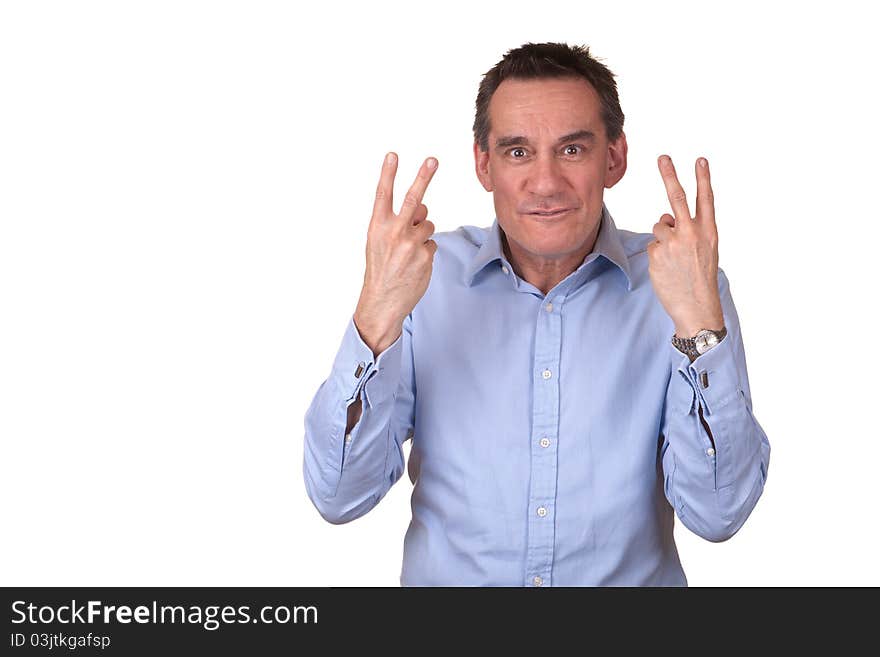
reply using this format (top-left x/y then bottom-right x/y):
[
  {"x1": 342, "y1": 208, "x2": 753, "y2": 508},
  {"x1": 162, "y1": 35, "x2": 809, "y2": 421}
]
[{"x1": 1, "y1": 1, "x2": 877, "y2": 586}]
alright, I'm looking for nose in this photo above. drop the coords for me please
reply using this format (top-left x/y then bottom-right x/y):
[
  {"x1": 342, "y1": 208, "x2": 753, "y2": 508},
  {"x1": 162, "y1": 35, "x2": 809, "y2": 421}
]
[{"x1": 525, "y1": 154, "x2": 566, "y2": 197}]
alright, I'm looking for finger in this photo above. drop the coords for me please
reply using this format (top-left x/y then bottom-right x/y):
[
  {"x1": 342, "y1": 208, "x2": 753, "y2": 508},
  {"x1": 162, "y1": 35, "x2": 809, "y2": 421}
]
[
  {"x1": 398, "y1": 157, "x2": 438, "y2": 222},
  {"x1": 411, "y1": 203, "x2": 428, "y2": 226},
  {"x1": 695, "y1": 157, "x2": 716, "y2": 230},
  {"x1": 413, "y1": 218, "x2": 435, "y2": 242},
  {"x1": 659, "y1": 213, "x2": 675, "y2": 228},
  {"x1": 372, "y1": 151, "x2": 398, "y2": 220},
  {"x1": 657, "y1": 155, "x2": 693, "y2": 227},
  {"x1": 652, "y1": 221, "x2": 674, "y2": 242}
]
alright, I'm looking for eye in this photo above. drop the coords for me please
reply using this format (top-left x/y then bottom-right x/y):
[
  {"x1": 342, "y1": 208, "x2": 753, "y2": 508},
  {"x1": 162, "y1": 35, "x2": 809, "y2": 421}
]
[
  {"x1": 564, "y1": 145, "x2": 582, "y2": 156},
  {"x1": 508, "y1": 147, "x2": 526, "y2": 158}
]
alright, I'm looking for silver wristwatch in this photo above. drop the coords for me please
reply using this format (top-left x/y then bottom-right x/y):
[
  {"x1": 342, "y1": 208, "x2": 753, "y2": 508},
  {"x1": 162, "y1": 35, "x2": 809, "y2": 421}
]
[{"x1": 671, "y1": 327, "x2": 728, "y2": 360}]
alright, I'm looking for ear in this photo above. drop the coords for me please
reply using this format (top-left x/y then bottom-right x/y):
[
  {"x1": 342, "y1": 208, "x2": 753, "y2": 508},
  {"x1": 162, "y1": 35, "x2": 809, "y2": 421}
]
[
  {"x1": 604, "y1": 131, "x2": 628, "y2": 188},
  {"x1": 473, "y1": 141, "x2": 493, "y2": 192}
]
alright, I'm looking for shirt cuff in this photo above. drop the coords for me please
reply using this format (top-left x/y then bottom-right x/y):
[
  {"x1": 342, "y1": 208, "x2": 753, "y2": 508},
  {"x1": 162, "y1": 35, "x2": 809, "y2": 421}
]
[
  {"x1": 330, "y1": 314, "x2": 405, "y2": 409},
  {"x1": 668, "y1": 332, "x2": 740, "y2": 416}
]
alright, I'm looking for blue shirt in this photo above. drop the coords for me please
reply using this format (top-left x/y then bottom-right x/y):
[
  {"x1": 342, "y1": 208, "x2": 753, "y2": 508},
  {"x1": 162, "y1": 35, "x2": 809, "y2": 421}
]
[{"x1": 303, "y1": 203, "x2": 771, "y2": 586}]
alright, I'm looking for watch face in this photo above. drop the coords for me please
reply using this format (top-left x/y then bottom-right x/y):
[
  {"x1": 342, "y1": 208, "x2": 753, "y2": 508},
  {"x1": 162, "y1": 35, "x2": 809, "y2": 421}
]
[{"x1": 695, "y1": 330, "x2": 719, "y2": 353}]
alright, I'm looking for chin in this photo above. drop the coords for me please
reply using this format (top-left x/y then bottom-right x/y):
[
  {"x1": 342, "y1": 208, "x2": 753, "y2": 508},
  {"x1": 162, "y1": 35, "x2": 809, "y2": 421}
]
[
  {"x1": 520, "y1": 230, "x2": 578, "y2": 256},
  {"x1": 503, "y1": 209, "x2": 579, "y2": 244}
]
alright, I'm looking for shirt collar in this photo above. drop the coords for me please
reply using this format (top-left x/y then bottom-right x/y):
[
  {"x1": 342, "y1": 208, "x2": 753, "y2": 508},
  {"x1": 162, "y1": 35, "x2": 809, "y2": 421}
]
[{"x1": 465, "y1": 202, "x2": 633, "y2": 291}]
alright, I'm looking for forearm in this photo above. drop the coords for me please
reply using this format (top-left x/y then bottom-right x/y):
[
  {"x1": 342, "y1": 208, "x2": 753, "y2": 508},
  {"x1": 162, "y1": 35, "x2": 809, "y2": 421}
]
[
  {"x1": 662, "y1": 378, "x2": 769, "y2": 542},
  {"x1": 661, "y1": 269, "x2": 771, "y2": 542},
  {"x1": 302, "y1": 315, "x2": 408, "y2": 524},
  {"x1": 346, "y1": 397, "x2": 363, "y2": 436},
  {"x1": 698, "y1": 403, "x2": 714, "y2": 450}
]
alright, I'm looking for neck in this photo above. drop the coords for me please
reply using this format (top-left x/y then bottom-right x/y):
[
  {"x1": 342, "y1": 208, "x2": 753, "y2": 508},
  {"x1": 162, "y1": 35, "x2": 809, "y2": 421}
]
[{"x1": 501, "y1": 219, "x2": 602, "y2": 296}]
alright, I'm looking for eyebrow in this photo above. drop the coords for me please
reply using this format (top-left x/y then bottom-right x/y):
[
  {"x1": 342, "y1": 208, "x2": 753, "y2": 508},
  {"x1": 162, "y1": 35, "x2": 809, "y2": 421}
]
[{"x1": 494, "y1": 130, "x2": 596, "y2": 149}]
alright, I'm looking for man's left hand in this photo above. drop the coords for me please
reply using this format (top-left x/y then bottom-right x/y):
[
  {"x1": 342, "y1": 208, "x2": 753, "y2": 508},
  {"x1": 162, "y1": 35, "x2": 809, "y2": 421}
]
[{"x1": 647, "y1": 155, "x2": 725, "y2": 338}]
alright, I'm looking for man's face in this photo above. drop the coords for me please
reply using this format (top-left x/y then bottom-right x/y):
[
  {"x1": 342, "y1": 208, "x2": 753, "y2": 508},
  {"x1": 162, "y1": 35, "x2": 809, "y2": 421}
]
[{"x1": 474, "y1": 76, "x2": 627, "y2": 264}]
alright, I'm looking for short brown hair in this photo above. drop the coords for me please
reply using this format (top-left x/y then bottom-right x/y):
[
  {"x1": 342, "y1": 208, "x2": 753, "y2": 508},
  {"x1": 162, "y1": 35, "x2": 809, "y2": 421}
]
[{"x1": 473, "y1": 42, "x2": 625, "y2": 152}]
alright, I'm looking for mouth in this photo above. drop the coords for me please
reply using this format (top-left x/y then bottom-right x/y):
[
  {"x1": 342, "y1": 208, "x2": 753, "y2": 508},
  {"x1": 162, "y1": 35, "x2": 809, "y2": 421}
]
[{"x1": 528, "y1": 208, "x2": 572, "y2": 219}]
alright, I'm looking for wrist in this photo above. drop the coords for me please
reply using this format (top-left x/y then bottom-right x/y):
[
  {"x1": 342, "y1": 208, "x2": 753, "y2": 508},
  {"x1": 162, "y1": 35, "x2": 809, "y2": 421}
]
[
  {"x1": 353, "y1": 308, "x2": 403, "y2": 359},
  {"x1": 674, "y1": 318, "x2": 725, "y2": 338}
]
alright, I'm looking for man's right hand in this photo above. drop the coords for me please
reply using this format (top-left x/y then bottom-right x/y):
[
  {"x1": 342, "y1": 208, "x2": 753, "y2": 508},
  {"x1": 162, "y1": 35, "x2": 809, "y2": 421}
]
[{"x1": 353, "y1": 152, "x2": 439, "y2": 358}]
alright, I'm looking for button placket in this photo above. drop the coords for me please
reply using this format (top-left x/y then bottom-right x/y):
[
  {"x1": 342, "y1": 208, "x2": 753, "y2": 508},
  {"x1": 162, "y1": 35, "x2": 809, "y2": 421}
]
[
  {"x1": 342, "y1": 432, "x2": 354, "y2": 459},
  {"x1": 705, "y1": 442, "x2": 718, "y2": 491},
  {"x1": 525, "y1": 295, "x2": 563, "y2": 587}
]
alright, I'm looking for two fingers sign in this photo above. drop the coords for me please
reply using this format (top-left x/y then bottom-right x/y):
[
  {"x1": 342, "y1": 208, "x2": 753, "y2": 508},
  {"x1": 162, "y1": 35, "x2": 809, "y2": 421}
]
[
  {"x1": 372, "y1": 152, "x2": 438, "y2": 225},
  {"x1": 655, "y1": 154, "x2": 717, "y2": 240},
  {"x1": 356, "y1": 152, "x2": 440, "y2": 355},
  {"x1": 648, "y1": 154, "x2": 723, "y2": 334}
]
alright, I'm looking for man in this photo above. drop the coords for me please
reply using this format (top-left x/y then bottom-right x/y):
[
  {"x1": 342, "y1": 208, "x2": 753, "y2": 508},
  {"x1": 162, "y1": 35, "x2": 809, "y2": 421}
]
[{"x1": 303, "y1": 42, "x2": 770, "y2": 586}]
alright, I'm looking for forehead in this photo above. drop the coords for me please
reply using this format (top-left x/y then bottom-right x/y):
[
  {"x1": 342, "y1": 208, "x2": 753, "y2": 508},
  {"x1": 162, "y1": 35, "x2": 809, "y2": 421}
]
[{"x1": 488, "y1": 76, "x2": 602, "y2": 137}]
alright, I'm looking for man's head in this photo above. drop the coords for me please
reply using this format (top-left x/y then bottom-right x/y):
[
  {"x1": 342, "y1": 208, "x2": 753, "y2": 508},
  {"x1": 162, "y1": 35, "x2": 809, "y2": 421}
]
[{"x1": 473, "y1": 42, "x2": 627, "y2": 267}]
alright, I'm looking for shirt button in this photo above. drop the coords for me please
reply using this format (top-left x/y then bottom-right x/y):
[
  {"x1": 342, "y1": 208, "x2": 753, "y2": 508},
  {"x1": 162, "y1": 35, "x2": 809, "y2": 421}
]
[
  {"x1": 537, "y1": 506, "x2": 547, "y2": 517},
  {"x1": 706, "y1": 447, "x2": 715, "y2": 456},
  {"x1": 354, "y1": 361, "x2": 366, "y2": 378},
  {"x1": 345, "y1": 433, "x2": 353, "y2": 444},
  {"x1": 501, "y1": 264, "x2": 509, "y2": 274},
  {"x1": 539, "y1": 437, "x2": 551, "y2": 448},
  {"x1": 532, "y1": 576, "x2": 543, "y2": 587},
  {"x1": 542, "y1": 369, "x2": 552, "y2": 379},
  {"x1": 544, "y1": 301, "x2": 553, "y2": 312}
]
